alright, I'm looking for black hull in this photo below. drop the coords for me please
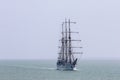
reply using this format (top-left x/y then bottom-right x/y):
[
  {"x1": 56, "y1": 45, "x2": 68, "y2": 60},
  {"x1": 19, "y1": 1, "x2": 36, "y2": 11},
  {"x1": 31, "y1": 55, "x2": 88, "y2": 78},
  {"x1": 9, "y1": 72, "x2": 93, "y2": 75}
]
[
  {"x1": 57, "y1": 63, "x2": 75, "y2": 71},
  {"x1": 56, "y1": 59, "x2": 77, "y2": 71}
]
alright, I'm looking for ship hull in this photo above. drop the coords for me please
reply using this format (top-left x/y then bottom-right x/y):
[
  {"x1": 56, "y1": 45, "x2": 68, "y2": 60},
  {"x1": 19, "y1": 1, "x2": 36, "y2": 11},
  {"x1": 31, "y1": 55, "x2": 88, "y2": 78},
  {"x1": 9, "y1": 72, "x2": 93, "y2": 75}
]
[{"x1": 57, "y1": 62, "x2": 76, "y2": 71}]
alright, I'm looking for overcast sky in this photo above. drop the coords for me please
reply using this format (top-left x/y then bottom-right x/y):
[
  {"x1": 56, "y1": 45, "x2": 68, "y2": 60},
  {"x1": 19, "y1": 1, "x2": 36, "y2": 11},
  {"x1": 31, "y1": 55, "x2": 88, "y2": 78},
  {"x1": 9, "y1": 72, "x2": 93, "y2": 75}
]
[{"x1": 0, "y1": 0, "x2": 120, "y2": 60}]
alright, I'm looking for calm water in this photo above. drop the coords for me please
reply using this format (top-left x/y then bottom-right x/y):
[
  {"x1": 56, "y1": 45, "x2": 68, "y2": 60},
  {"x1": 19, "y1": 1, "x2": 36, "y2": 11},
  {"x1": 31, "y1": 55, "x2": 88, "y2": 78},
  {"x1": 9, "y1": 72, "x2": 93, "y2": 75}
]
[{"x1": 0, "y1": 60, "x2": 120, "y2": 80}]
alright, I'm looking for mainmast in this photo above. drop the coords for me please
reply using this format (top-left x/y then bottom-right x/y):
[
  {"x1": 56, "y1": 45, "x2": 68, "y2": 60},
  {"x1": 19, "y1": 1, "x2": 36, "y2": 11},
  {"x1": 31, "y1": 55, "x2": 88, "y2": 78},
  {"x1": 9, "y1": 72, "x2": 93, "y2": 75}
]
[
  {"x1": 68, "y1": 19, "x2": 72, "y2": 63},
  {"x1": 65, "y1": 19, "x2": 68, "y2": 62},
  {"x1": 68, "y1": 19, "x2": 76, "y2": 63},
  {"x1": 62, "y1": 23, "x2": 64, "y2": 60}
]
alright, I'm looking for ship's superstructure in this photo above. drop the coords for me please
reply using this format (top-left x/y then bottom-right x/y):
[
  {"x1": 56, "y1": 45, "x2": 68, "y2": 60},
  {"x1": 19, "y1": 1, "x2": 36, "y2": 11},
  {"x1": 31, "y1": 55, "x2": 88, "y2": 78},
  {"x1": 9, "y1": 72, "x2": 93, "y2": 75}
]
[{"x1": 57, "y1": 19, "x2": 83, "y2": 71}]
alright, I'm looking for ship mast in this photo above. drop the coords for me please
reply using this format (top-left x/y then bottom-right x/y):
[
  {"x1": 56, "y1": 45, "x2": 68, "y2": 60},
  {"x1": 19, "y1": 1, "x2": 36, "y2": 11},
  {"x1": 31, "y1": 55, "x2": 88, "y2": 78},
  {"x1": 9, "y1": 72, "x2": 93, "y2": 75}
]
[
  {"x1": 68, "y1": 19, "x2": 72, "y2": 63},
  {"x1": 64, "y1": 19, "x2": 77, "y2": 63},
  {"x1": 62, "y1": 22, "x2": 64, "y2": 60},
  {"x1": 68, "y1": 19, "x2": 76, "y2": 63},
  {"x1": 65, "y1": 19, "x2": 68, "y2": 62},
  {"x1": 59, "y1": 19, "x2": 82, "y2": 62}
]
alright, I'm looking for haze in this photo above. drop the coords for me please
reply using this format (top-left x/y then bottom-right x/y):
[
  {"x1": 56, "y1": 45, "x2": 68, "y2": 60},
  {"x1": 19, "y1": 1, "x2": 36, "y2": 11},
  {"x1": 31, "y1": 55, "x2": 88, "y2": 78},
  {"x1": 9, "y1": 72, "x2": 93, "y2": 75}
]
[{"x1": 0, "y1": 0, "x2": 120, "y2": 60}]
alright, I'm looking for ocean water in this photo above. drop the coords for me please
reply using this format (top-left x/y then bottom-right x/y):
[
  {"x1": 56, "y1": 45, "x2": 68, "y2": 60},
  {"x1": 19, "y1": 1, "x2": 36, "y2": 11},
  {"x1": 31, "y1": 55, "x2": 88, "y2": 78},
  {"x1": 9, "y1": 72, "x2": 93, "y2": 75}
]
[{"x1": 0, "y1": 60, "x2": 120, "y2": 80}]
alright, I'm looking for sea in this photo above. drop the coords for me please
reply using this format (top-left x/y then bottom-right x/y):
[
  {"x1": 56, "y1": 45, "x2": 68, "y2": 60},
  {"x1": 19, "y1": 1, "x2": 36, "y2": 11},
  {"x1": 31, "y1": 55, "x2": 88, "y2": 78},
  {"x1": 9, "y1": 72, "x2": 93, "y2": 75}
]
[{"x1": 0, "y1": 60, "x2": 120, "y2": 80}]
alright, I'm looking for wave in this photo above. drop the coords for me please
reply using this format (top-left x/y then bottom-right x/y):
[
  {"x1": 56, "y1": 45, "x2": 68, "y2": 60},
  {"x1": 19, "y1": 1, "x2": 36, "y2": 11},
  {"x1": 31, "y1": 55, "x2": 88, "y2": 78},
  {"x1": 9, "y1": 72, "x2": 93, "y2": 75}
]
[{"x1": 39, "y1": 67, "x2": 56, "y2": 70}]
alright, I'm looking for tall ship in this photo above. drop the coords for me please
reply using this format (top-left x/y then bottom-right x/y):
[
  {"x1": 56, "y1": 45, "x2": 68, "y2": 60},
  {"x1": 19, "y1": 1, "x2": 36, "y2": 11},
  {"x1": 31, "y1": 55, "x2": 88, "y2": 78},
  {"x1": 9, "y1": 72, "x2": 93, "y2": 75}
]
[{"x1": 57, "y1": 19, "x2": 83, "y2": 71}]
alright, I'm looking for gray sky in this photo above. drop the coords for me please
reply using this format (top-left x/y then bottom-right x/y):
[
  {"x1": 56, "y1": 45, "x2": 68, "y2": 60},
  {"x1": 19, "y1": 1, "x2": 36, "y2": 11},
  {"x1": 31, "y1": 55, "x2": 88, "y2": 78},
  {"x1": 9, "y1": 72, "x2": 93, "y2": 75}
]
[{"x1": 0, "y1": 0, "x2": 120, "y2": 60}]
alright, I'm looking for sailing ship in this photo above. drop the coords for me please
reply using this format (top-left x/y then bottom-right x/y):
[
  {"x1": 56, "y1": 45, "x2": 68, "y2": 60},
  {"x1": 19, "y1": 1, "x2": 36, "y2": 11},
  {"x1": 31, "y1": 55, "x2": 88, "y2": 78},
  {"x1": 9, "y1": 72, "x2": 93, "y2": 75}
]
[{"x1": 57, "y1": 19, "x2": 83, "y2": 71}]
